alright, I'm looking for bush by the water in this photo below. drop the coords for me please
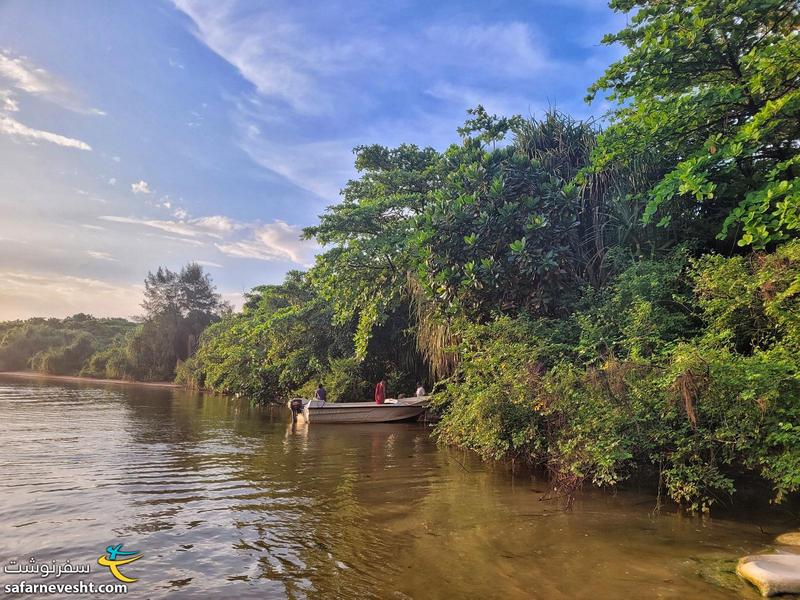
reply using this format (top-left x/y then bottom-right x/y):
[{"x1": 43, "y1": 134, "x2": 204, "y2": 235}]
[{"x1": 435, "y1": 245, "x2": 800, "y2": 511}]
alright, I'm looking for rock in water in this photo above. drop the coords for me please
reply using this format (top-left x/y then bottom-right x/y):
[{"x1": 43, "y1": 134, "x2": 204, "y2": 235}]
[
  {"x1": 737, "y1": 554, "x2": 800, "y2": 597},
  {"x1": 776, "y1": 532, "x2": 800, "y2": 546}
]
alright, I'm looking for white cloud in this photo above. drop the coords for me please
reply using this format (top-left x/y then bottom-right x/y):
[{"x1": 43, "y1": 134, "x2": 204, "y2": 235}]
[
  {"x1": 216, "y1": 221, "x2": 318, "y2": 265},
  {"x1": 172, "y1": 3, "x2": 554, "y2": 201},
  {"x1": 0, "y1": 271, "x2": 142, "y2": 320},
  {"x1": 196, "y1": 260, "x2": 223, "y2": 268},
  {"x1": 0, "y1": 89, "x2": 19, "y2": 112},
  {"x1": 131, "y1": 180, "x2": 152, "y2": 194},
  {"x1": 108, "y1": 177, "x2": 117, "y2": 186},
  {"x1": 192, "y1": 215, "x2": 240, "y2": 233},
  {"x1": 173, "y1": 207, "x2": 189, "y2": 219},
  {"x1": 98, "y1": 214, "x2": 244, "y2": 240},
  {"x1": 173, "y1": 1, "x2": 381, "y2": 115},
  {"x1": 0, "y1": 50, "x2": 104, "y2": 115},
  {"x1": 0, "y1": 52, "x2": 52, "y2": 94},
  {"x1": 423, "y1": 22, "x2": 547, "y2": 76},
  {"x1": 86, "y1": 250, "x2": 118, "y2": 262},
  {"x1": 0, "y1": 114, "x2": 92, "y2": 150},
  {"x1": 98, "y1": 214, "x2": 315, "y2": 265},
  {"x1": 237, "y1": 120, "x2": 354, "y2": 201},
  {"x1": 99, "y1": 215, "x2": 218, "y2": 239}
]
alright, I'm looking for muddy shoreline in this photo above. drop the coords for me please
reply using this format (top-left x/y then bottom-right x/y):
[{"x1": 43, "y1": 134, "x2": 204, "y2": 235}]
[{"x1": 0, "y1": 371, "x2": 181, "y2": 388}]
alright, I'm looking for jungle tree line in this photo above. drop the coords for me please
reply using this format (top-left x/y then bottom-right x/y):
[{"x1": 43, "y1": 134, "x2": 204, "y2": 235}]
[
  {"x1": 0, "y1": 263, "x2": 228, "y2": 381},
  {"x1": 184, "y1": 0, "x2": 800, "y2": 510}
]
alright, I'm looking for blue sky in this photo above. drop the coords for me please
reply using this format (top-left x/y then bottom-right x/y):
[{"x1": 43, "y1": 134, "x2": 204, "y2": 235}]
[{"x1": 0, "y1": 0, "x2": 625, "y2": 320}]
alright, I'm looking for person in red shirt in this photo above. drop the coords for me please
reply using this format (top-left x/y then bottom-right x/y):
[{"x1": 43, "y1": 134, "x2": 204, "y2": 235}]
[{"x1": 374, "y1": 379, "x2": 386, "y2": 404}]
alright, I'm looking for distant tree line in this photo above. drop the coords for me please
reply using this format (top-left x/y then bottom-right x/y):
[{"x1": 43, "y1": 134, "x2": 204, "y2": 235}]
[
  {"x1": 0, "y1": 314, "x2": 135, "y2": 375},
  {"x1": 0, "y1": 263, "x2": 227, "y2": 382}
]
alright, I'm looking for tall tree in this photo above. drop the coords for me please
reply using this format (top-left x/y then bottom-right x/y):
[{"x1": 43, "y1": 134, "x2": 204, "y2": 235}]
[
  {"x1": 142, "y1": 263, "x2": 225, "y2": 319},
  {"x1": 305, "y1": 143, "x2": 440, "y2": 358},
  {"x1": 415, "y1": 108, "x2": 602, "y2": 321},
  {"x1": 588, "y1": 0, "x2": 800, "y2": 249},
  {"x1": 136, "y1": 263, "x2": 227, "y2": 375}
]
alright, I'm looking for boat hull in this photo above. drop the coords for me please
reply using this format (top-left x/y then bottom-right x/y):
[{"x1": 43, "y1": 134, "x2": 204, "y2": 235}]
[{"x1": 301, "y1": 400, "x2": 427, "y2": 424}]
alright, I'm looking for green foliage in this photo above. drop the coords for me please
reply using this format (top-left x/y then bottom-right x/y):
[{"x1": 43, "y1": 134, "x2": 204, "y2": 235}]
[
  {"x1": 415, "y1": 110, "x2": 596, "y2": 321},
  {"x1": 0, "y1": 314, "x2": 135, "y2": 375},
  {"x1": 435, "y1": 241, "x2": 800, "y2": 510},
  {"x1": 30, "y1": 332, "x2": 96, "y2": 375},
  {"x1": 324, "y1": 356, "x2": 371, "y2": 403},
  {"x1": 589, "y1": 0, "x2": 800, "y2": 248},
  {"x1": 183, "y1": 271, "x2": 357, "y2": 402},
  {"x1": 305, "y1": 143, "x2": 439, "y2": 358},
  {"x1": 97, "y1": 262, "x2": 228, "y2": 382},
  {"x1": 575, "y1": 248, "x2": 696, "y2": 360},
  {"x1": 433, "y1": 317, "x2": 549, "y2": 460}
]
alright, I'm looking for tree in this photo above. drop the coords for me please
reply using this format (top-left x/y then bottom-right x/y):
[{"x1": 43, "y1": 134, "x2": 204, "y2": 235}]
[
  {"x1": 415, "y1": 109, "x2": 600, "y2": 321},
  {"x1": 588, "y1": 0, "x2": 800, "y2": 249},
  {"x1": 305, "y1": 143, "x2": 440, "y2": 358},
  {"x1": 182, "y1": 271, "x2": 359, "y2": 401},
  {"x1": 142, "y1": 263, "x2": 225, "y2": 319}
]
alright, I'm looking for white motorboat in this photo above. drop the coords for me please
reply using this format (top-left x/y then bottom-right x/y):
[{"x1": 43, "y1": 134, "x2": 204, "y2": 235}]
[{"x1": 288, "y1": 397, "x2": 430, "y2": 424}]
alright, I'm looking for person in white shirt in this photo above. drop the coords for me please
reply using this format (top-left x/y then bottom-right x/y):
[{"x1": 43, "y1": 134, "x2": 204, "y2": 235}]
[{"x1": 415, "y1": 383, "x2": 426, "y2": 397}]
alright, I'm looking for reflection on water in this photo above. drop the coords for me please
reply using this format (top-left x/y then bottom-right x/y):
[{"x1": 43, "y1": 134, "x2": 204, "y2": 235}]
[{"x1": 0, "y1": 376, "x2": 791, "y2": 598}]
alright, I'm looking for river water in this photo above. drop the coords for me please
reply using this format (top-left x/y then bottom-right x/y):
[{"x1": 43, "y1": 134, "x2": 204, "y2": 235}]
[{"x1": 0, "y1": 376, "x2": 795, "y2": 599}]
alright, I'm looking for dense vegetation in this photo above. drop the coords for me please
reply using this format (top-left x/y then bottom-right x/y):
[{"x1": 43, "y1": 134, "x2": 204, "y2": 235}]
[
  {"x1": 0, "y1": 314, "x2": 135, "y2": 375},
  {"x1": 4, "y1": 0, "x2": 797, "y2": 511},
  {"x1": 0, "y1": 263, "x2": 227, "y2": 381},
  {"x1": 183, "y1": 0, "x2": 799, "y2": 511}
]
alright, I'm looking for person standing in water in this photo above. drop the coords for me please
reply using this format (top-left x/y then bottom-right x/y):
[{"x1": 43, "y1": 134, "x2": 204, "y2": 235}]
[{"x1": 374, "y1": 379, "x2": 386, "y2": 405}]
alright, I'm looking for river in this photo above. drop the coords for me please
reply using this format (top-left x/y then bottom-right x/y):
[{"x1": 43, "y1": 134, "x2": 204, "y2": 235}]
[{"x1": 0, "y1": 375, "x2": 793, "y2": 599}]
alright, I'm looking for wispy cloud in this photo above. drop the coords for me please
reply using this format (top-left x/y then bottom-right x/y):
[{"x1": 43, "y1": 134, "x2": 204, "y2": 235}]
[
  {"x1": 192, "y1": 215, "x2": 241, "y2": 233},
  {"x1": 237, "y1": 120, "x2": 354, "y2": 201},
  {"x1": 131, "y1": 180, "x2": 152, "y2": 194},
  {"x1": 99, "y1": 211, "x2": 317, "y2": 266},
  {"x1": 0, "y1": 50, "x2": 105, "y2": 115},
  {"x1": 171, "y1": 2, "x2": 557, "y2": 204},
  {"x1": 0, "y1": 114, "x2": 92, "y2": 150},
  {"x1": 86, "y1": 250, "x2": 118, "y2": 262},
  {"x1": 422, "y1": 22, "x2": 547, "y2": 76},
  {"x1": 0, "y1": 89, "x2": 19, "y2": 112},
  {"x1": 215, "y1": 221, "x2": 318, "y2": 266},
  {"x1": 0, "y1": 51, "x2": 52, "y2": 94},
  {"x1": 99, "y1": 215, "x2": 220, "y2": 238},
  {"x1": 173, "y1": 1, "x2": 381, "y2": 115},
  {"x1": 196, "y1": 260, "x2": 223, "y2": 268}
]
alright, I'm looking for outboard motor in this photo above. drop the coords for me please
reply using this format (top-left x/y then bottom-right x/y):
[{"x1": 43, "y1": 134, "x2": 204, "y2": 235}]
[{"x1": 289, "y1": 398, "x2": 304, "y2": 423}]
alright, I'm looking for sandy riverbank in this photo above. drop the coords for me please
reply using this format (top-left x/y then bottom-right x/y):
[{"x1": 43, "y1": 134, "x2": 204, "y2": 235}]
[{"x1": 0, "y1": 371, "x2": 181, "y2": 388}]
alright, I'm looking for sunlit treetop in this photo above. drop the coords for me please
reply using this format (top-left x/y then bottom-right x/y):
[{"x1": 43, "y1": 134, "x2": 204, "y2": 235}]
[{"x1": 589, "y1": 0, "x2": 800, "y2": 249}]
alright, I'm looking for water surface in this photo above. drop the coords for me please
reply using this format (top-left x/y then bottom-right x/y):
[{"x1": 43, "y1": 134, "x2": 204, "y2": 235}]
[{"x1": 0, "y1": 376, "x2": 793, "y2": 598}]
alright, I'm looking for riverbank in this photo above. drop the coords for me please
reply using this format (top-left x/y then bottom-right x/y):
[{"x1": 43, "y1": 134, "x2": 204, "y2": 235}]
[{"x1": 0, "y1": 371, "x2": 180, "y2": 388}]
